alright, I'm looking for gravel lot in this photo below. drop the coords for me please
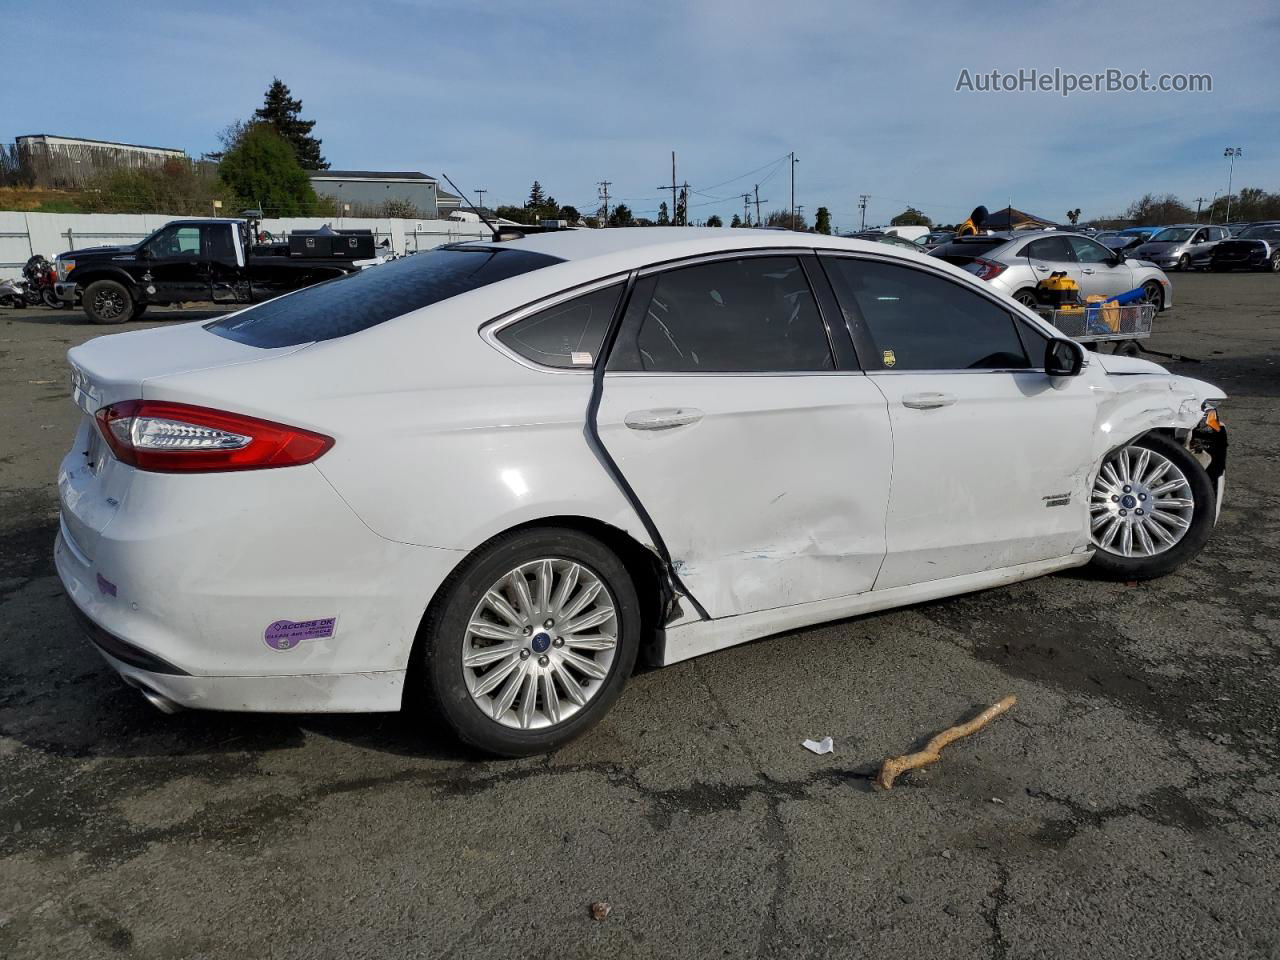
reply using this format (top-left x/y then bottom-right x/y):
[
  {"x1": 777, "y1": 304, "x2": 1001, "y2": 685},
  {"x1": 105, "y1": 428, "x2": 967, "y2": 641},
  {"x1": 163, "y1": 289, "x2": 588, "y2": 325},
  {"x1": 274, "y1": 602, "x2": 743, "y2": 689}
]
[{"x1": 2, "y1": 274, "x2": 1278, "y2": 959}]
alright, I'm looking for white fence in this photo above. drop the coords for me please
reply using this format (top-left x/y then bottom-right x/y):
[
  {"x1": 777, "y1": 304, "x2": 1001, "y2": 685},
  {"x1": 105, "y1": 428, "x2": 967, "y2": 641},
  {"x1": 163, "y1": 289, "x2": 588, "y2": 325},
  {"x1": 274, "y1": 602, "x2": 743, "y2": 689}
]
[{"x1": 0, "y1": 211, "x2": 492, "y2": 278}]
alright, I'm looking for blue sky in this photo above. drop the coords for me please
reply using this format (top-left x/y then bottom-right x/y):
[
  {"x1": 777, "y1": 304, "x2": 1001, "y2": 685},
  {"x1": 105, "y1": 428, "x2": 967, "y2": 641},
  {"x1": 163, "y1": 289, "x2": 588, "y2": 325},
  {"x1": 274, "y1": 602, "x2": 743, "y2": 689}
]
[{"x1": 5, "y1": 0, "x2": 1277, "y2": 228}]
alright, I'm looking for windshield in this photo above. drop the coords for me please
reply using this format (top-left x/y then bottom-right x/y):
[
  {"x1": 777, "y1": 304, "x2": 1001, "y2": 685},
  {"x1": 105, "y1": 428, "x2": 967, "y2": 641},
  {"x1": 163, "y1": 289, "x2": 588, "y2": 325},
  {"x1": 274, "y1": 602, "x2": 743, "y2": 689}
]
[
  {"x1": 207, "y1": 245, "x2": 562, "y2": 348},
  {"x1": 1151, "y1": 227, "x2": 1195, "y2": 243},
  {"x1": 1239, "y1": 224, "x2": 1280, "y2": 240}
]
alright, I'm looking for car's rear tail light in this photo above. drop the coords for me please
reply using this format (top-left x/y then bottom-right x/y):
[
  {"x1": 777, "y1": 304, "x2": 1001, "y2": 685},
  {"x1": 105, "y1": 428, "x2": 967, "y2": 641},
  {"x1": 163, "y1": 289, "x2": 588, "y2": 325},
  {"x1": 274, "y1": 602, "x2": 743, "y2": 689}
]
[
  {"x1": 964, "y1": 257, "x2": 1007, "y2": 281},
  {"x1": 95, "y1": 400, "x2": 333, "y2": 472}
]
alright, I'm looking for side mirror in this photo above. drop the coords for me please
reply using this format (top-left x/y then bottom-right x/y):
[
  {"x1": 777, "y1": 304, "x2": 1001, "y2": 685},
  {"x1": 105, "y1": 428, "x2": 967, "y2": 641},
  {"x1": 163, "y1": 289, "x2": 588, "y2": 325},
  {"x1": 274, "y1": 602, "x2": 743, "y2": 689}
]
[{"x1": 1044, "y1": 338, "x2": 1084, "y2": 377}]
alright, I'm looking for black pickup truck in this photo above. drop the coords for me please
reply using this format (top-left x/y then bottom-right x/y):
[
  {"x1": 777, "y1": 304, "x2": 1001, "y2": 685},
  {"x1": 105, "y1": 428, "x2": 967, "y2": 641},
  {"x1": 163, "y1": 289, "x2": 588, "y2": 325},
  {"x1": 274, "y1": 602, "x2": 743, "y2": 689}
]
[{"x1": 55, "y1": 218, "x2": 377, "y2": 324}]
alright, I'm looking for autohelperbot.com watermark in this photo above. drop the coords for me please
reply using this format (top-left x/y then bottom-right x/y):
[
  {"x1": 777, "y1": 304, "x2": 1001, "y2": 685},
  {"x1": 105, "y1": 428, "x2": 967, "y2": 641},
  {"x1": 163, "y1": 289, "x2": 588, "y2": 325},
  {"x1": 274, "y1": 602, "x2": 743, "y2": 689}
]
[{"x1": 955, "y1": 67, "x2": 1212, "y2": 97}]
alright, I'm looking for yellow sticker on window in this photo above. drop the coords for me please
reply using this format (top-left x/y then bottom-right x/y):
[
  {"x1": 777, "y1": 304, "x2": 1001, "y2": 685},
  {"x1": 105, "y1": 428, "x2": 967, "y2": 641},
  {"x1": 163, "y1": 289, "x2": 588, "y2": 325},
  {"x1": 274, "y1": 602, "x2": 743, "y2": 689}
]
[{"x1": 882, "y1": 349, "x2": 897, "y2": 368}]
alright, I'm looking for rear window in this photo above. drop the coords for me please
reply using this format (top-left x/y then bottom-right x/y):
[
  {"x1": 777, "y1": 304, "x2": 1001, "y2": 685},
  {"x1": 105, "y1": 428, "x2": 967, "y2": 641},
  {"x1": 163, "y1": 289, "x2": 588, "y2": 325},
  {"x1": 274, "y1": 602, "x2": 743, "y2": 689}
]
[
  {"x1": 206, "y1": 246, "x2": 562, "y2": 348},
  {"x1": 928, "y1": 237, "x2": 1006, "y2": 264}
]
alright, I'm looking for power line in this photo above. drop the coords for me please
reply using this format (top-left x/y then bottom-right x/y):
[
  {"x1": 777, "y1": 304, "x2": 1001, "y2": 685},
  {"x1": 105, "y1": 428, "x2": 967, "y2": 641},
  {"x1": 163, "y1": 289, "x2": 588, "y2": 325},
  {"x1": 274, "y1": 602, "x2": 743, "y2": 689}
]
[{"x1": 597, "y1": 180, "x2": 611, "y2": 226}]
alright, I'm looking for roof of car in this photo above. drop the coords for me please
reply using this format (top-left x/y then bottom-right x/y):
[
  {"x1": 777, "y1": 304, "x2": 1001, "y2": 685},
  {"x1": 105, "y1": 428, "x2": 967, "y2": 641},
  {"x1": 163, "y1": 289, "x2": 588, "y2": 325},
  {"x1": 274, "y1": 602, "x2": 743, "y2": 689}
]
[{"x1": 455, "y1": 226, "x2": 881, "y2": 263}]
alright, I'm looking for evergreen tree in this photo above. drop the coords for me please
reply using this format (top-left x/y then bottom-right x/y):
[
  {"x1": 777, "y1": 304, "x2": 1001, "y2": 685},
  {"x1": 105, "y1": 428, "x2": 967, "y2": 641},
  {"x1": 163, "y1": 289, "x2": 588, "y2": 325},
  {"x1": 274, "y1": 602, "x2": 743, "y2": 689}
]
[
  {"x1": 657, "y1": 201, "x2": 670, "y2": 226},
  {"x1": 528, "y1": 181, "x2": 546, "y2": 207},
  {"x1": 814, "y1": 206, "x2": 832, "y2": 235},
  {"x1": 706, "y1": 214, "x2": 723, "y2": 227},
  {"x1": 253, "y1": 78, "x2": 327, "y2": 169},
  {"x1": 730, "y1": 214, "x2": 743, "y2": 228},
  {"x1": 219, "y1": 123, "x2": 321, "y2": 216}
]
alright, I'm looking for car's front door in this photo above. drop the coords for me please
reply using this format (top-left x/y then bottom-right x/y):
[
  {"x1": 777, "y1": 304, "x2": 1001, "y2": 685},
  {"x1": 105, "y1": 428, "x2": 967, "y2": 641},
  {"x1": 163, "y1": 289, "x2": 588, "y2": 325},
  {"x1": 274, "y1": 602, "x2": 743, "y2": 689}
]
[
  {"x1": 1067, "y1": 234, "x2": 1133, "y2": 298},
  {"x1": 595, "y1": 253, "x2": 892, "y2": 619},
  {"x1": 144, "y1": 224, "x2": 212, "y2": 303},
  {"x1": 821, "y1": 254, "x2": 1096, "y2": 590}
]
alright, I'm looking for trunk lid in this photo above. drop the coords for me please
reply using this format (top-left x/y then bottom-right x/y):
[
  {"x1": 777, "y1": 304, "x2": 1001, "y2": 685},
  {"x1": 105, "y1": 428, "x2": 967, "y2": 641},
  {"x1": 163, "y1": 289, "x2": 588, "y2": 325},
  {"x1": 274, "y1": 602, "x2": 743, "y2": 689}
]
[{"x1": 60, "y1": 321, "x2": 308, "y2": 563}]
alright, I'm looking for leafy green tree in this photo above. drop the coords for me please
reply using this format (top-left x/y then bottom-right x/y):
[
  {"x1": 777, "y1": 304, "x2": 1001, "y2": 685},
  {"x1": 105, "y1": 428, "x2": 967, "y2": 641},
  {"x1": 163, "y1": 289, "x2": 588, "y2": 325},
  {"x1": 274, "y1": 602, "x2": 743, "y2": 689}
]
[
  {"x1": 253, "y1": 78, "x2": 327, "y2": 169},
  {"x1": 1125, "y1": 193, "x2": 1193, "y2": 226},
  {"x1": 706, "y1": 214, "x2": 723, "y2": 227},
  {"x1": 218, "y1": 123, "x2": 321, "y2": 216},
  {"x1": 1066, "y1": 208, "x2": 1081, "y2": 225},
  {"x1": 608, "y1": 203, "x2": 634, "y2": 227},
  {"x1": 558, "y1": 204, "x2": 580, "y2": 223},
  {"x1": 814, "y1": 206, "x2": 832, "y2": 235},
  {"x1": 766, "y1": 208, "x2": 807, "y2": 230},
  {"x1": 730, "y1": 213, "x2": 743, "y2": 228},
  {"x1": 495, "y1": 204, "x2": 531, "y2": 224},
  {"x1": 657, "y1": 201, "x2": 670, "y2": 226},
  {"x1": 890, "y1": 206, "x2": 931, "y2": 226}
]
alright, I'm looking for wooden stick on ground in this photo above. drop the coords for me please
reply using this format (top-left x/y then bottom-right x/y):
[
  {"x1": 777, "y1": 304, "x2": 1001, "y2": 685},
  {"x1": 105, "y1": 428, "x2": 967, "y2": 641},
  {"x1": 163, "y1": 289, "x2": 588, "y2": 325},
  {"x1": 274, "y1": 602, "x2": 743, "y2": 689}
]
[{"x1": 875, "y1": 695, "x2": 1018, "y2": 791}]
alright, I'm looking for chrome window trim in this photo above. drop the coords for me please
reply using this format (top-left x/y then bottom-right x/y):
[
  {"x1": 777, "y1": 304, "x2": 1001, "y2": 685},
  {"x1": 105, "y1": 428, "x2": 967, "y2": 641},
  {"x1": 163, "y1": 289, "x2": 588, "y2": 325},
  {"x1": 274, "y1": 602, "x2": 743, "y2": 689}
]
[{"x1": 479, "y1": 271, "x2": 634, "y2": 375}]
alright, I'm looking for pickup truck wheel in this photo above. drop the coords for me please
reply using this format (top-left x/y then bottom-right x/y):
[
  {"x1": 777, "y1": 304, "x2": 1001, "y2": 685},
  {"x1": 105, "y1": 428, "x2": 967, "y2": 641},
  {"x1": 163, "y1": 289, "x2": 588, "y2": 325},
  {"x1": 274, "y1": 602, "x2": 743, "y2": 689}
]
[
  {"x1": 1089, "y1": 432, "x2": 1215, "y2": 581},
  {"x1": 83, "y1": 280, "x2": 133, "y2": 324}
]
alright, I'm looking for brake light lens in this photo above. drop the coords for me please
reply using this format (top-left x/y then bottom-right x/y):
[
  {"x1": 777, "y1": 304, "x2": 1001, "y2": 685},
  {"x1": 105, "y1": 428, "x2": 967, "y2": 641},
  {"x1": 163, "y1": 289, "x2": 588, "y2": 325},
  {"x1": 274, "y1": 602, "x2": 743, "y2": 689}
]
[
  {"x1": 95, "y1": 400, "x2": 333, "y2": 472},
  {"x1": 965, "y1": 257, "x2": 1007, "y2": 281}
]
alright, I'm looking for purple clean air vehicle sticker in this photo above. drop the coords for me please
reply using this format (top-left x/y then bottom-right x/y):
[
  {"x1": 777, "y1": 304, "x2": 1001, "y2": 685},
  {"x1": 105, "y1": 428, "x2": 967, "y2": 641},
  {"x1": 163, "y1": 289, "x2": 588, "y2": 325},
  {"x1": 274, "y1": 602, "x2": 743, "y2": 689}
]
[{"x1": 264, "y1": 617, "x2": 336, "y2": 651}]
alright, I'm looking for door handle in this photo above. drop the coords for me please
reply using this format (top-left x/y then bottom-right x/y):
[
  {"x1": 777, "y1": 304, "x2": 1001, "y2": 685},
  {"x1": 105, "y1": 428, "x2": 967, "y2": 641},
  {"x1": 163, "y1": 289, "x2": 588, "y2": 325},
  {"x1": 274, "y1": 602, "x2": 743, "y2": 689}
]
[
  {"x1": 624, "y1": 407, "x2": 704, "y2": 431},
  {"x1": 1081, "y1": 268, "x2": 1095, "y2": 275},
  {"x1": 901, "y1": 392, "x2": 957, "y2": 410}
]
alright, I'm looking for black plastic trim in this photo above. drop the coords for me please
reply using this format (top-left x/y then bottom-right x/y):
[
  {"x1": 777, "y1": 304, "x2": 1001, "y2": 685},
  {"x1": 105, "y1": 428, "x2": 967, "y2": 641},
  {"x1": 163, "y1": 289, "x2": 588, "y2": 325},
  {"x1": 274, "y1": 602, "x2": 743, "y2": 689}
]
[{"x1": 67, "y1": 600, "x2": 190, "y2": 675}]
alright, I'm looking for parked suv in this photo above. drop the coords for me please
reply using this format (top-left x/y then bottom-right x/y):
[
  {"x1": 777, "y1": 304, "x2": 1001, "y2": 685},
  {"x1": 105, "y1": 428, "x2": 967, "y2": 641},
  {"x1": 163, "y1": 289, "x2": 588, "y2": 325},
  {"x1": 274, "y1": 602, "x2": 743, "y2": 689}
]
[
  {"x1": 1133, "y1": 224, "x2": 1229, "y2": 272},
  {"x1": 929, "y1": 231, "x2": 1173, "y2": 310},
  {"x1": 1209, "y1": 222, "x2": 1280, "y2": 272}
]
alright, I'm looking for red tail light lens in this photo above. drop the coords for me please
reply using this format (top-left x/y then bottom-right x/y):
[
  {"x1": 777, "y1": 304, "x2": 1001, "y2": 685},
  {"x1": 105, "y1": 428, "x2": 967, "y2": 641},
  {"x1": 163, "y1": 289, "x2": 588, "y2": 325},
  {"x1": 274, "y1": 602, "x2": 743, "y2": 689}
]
[
  {"x1": 95, "y1": 400, "x2": 333, "y2": 473},
  {"x1": 966, "y1": 257, "x2": 1007, "y2": 281}
]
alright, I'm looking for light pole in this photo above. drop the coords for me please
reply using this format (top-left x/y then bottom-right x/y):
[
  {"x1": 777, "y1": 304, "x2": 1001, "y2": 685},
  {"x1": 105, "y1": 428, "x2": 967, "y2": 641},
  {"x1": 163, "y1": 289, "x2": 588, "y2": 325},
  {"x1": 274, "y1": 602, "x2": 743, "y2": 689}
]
[{"x1": 1223, "y1": 147, "x2": 1242, "y2": 226}]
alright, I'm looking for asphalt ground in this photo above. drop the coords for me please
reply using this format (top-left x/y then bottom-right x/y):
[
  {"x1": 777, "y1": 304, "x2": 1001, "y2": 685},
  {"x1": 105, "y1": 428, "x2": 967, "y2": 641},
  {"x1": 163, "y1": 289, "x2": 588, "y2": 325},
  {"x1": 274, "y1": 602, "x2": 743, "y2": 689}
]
[{"x1": 2, "y1": 272, "x2": 1278, "y2": 958}]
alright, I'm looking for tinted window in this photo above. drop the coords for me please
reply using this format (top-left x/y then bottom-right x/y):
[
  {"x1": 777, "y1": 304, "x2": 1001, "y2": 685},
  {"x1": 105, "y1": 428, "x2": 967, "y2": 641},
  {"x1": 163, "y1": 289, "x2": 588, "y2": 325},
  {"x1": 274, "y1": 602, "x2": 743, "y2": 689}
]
[
  {"x1": 823, "y1": 258, "x2": 1030, "y2": 371},
  {"x1": 1020, "y1": 237, "x2": 1073, "y2": 261},
  {"x1": 496, "y1": 283, "x2": 622, "y2": 368},
  {"x1": 608, "y1": 256, "x2": 833, "y2": 372},
  {"x1": 207, "y1": 226, "x2": 236, "y2": 262},
  {"x1": 1066, "y1": 236, "x2": 1113, "y2": 263},
  {"x1": 207, "y1": 246, "x2": 562, "y2": 348},
  {"x1": 1239, "y1": 224, "x2": 1280, "y2": 240}
]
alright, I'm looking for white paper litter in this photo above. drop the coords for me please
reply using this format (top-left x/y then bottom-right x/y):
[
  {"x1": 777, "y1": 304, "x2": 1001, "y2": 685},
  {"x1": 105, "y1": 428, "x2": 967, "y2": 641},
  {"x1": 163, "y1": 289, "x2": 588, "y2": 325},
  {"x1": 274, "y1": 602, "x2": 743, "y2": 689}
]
[{"x1": 802, "y1": 737, "x2": 834, "y2": 755}]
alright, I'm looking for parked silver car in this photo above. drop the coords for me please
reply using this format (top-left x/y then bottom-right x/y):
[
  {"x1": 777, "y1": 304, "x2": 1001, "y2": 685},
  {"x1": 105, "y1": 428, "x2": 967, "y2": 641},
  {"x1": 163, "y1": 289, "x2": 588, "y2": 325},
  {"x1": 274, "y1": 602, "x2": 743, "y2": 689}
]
[
  {"x1": 930, "y1": 231, "x2": 1173, "y2": 310},
  {"x1": 1133, "y1": 224, "x2": 1229, "y2": 272}
]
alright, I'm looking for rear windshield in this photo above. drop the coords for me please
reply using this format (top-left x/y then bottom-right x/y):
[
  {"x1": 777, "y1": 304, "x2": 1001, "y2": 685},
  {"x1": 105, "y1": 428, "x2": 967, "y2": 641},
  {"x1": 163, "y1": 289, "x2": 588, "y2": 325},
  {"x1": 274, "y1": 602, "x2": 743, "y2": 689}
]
[
  {"x1": 928, "y1": 237, "x2": 1006, "y2": 264},
  {"x1": 206, "y1": 246, "x2": 562, "y2": 348}
]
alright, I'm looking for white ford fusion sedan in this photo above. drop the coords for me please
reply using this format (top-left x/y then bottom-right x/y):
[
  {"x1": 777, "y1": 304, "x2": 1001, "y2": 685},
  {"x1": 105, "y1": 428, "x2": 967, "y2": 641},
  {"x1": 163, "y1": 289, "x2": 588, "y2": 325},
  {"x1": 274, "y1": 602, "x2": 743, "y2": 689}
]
[{"x1": 57, "y1": 227, "x2": 1228, "y2": 755}]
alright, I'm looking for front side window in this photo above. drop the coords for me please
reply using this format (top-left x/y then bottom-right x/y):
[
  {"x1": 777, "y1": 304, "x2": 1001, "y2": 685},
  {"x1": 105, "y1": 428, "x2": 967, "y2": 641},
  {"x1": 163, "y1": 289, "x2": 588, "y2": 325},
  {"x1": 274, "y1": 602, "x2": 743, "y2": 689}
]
[
  {"x1": 208, "y1": 246, "x2": 562, "y2": 348},
  {"x1": 823, "y1": 257, "x2": 1030, "y2": 371},
  {"x1": 1067, "y1": 236, "x2": 1114, "y2": 264},
  {"x1": 608, "y1": 256, "x2": 833, "y2": 372},
  {"x1": 496, "y1": 283, "x2": 623, "y2": 369},
  {"x1": 149, "y1": 225, "x2": 203, "y2": 258}
]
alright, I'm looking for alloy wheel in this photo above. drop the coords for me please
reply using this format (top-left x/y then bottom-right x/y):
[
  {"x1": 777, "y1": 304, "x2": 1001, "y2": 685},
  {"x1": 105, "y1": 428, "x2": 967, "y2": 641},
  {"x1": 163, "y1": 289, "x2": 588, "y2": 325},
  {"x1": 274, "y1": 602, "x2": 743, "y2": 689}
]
[
  {"x1": 94, "y1": 288, "x2": 127, "y2": 319},
  {"x1": 462, "y1": 558, "x2": 618, "y2": 730},
  {"x1": 1091, "y1": 445, "x2": 1195, "y2": 557}
]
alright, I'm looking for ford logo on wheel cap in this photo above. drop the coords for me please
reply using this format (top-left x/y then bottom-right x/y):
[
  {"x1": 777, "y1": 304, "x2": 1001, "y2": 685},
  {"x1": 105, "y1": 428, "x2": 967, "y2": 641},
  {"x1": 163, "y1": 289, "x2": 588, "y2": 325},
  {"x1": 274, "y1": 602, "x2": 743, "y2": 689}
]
[{"x1": 531, "y1": 632, "x2": 552, "y2": 653}]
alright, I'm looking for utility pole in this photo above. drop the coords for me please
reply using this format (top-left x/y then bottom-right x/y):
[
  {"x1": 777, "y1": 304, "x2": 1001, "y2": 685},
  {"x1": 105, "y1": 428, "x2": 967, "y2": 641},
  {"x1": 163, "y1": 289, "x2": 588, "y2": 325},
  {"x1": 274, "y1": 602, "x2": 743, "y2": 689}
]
[
  {"x1": 796, "y1": 204, "x2": 804, "y2": 230},
  {"x1": 597, "y1": 180, "x2": 611, "y2": 227},
  {"x1": 474, "y1": 188, "x2": 487, "y2": 212},
  {"x1": 1193, "y1": 196, "x2": 1206, "y2": 222},
  {"x1": 754, "y1": 184, "x2": 767, "y2": 227},
  {"x1": 858, "y1": 194, "x2": 870, "y2": 231},
  {"x1": 658, "y1": 152, "x2": 680, "y2": 226},
  {"x1": 789, "y1": 152, "x2": 798, "y2": 230},
  {"x1": 742, "y1": 193, "x2": 751, "y2": 226}
]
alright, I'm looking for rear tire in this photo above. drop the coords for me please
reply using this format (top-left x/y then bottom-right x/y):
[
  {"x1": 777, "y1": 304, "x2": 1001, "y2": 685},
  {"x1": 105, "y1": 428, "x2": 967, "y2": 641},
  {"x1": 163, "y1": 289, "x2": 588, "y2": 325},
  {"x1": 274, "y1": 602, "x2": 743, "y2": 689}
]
[
  {"x1": 417, "y1": 526, "x2": 641, "y2": 757},
  {"x1": 1089, "y1": 432, "x2": 1215, "y2": 581},
  {"x1": 82, "y1": 279, "x2": 133, "y2": 324},
  {"x1": 1013, "y1": 288, "x2": 1039, "y2": 308},
  {"x1": 41, "y1": 288, "x2": 65, "y2": 309}
]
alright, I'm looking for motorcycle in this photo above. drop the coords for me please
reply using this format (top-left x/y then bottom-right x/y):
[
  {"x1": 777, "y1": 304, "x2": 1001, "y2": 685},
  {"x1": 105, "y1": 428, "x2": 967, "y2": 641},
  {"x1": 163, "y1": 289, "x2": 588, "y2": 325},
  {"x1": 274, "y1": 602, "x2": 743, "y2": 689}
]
[
  {"x1": 0, "y1": 275, "x2": 30, "y2": 308},
  {"x1": 23, "y1": 254, "x2": 66, "y2": 308}
]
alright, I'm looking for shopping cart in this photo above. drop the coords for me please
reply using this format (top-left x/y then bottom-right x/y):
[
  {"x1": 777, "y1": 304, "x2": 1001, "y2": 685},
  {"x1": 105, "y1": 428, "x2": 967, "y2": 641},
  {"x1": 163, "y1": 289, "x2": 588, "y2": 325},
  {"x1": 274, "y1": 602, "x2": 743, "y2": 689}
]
[{"x1": 1036, "y1": 302, "x2": 1156, "y2": 356}]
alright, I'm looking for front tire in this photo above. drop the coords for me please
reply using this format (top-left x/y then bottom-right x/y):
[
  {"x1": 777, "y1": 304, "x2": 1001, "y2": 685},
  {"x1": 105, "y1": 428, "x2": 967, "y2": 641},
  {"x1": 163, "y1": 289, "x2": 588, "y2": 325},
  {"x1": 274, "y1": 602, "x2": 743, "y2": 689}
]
[
  {"x1": 82, "y1": 279, "x2": 133, "y2": 324},
  {"x1": 1140, "y1": 280, "x2": 1164, "y2": 311},
  {"x1": 1176, "y1": 254, "x2": 1189, "y2": 272},
  {"x1": 1269, "y1": 252, "x2": 1280, "y2": 273},
  {"x1": 418, "y1": 527, "x2": 641, "y2": 756},
  {"x1": 1089, "y1": 432, "x2": 1215, "y2": 580}
]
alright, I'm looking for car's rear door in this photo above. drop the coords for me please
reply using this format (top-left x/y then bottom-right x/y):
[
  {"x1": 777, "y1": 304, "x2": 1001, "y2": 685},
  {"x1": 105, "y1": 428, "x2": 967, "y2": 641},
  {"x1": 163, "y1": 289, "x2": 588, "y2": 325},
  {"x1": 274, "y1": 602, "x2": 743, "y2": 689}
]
[
  {"x1": 1017, "y1": 235, "x2": 1082, "y2": 291},
  {"x1": 595, "y1": 252, "x2": 891, "y2": 619},
  {"x1": 820, "y1": 253, "x2": 1095, "y2": 590},
  {"x1": 1068, "y1": 235, "x2": 1134, "y2": 297}
]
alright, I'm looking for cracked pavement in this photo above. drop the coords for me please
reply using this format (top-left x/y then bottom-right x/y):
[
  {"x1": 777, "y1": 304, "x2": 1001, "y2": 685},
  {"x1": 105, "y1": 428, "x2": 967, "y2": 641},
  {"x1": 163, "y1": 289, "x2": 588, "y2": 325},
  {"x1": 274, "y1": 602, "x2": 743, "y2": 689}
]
[{"x1": 2, "y1": 275, "x2": 1279, "y2": 958}]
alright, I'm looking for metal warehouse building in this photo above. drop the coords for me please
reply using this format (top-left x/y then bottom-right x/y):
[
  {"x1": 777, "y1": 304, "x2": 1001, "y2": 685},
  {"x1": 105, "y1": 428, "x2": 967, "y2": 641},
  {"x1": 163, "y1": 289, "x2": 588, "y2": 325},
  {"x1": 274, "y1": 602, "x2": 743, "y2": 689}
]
[{"x1": 309, "y1": 170, "x2": 460, "y2": 218}]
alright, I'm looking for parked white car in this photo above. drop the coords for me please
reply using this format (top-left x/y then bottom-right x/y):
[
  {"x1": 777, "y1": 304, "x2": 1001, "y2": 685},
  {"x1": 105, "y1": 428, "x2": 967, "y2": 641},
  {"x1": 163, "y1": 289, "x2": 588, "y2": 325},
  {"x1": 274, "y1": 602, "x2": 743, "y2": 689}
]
[
  {"x1": 930, "y1": 230, "x2": 1174, "y2": 310},
  {"x1": 57, "y1": 228, "x2": 1228, "y2": 755}
]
